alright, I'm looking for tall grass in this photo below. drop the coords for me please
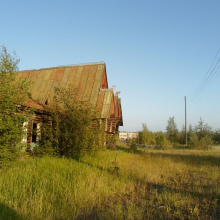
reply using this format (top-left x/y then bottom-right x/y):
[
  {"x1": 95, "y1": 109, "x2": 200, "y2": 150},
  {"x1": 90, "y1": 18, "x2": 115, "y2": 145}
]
[{"x1": 0, "y1": 148, "x2": 220, "y2": 219}]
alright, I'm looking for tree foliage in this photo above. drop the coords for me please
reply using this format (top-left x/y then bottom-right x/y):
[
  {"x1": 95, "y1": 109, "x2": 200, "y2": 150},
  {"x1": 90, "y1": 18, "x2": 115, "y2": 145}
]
[
  {"x1": 195, "y1": 117, "x2": 213, "y2": 139},
  {"x1": 137, "y1": 124, "x2": 169, "y2": 148},
  {"x1": 155, "y1": 131, "x2": 169, "y2": 147},
  {"x1": 213, "y1": 129, "x2": 220, "y2": 144},
  {"x1": 138, "y1": 123, "x2": 155, "y2": 145},
  {"x1": 0, "y1": 46, "x2": 31, "y2": 163},
  {"x1": 166, "y1": 117, "x2": 178, "y2": 143},
  {"x1": 188, "y1": 118, "x2": 213, "y2": 149},
  {"x1": 135, "y1": 117, "x2": 215, "y2": 150}
]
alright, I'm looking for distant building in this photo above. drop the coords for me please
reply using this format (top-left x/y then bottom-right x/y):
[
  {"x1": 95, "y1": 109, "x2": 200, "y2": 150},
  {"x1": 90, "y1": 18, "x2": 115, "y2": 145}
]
[{"x1": 119, "y1": 132, "x2": 138, "y2": 142}]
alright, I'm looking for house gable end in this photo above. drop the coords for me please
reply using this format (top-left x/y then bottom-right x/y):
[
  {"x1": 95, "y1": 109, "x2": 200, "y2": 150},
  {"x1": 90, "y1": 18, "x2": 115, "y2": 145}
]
[{"x1": 101, "y1": 67, "x2": 108, "y2": 89}]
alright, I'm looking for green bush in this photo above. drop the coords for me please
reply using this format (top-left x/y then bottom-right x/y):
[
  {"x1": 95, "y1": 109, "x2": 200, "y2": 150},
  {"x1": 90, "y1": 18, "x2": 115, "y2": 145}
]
[
  {"x1": 156, "y1": 134, "x2": 165, "y2": 146},
  {"x1": 189, "y1": 133, "x2": 213, "y2": 150},
  {"x1": 107, "y1": 133, "x2": 119, "y2": 149},
  {"x1": 155, "y1": 132, "x2": 170, "y2": 149},
  {"x1": 128, "y1": 144, "x2": 139, "y2": 153},
  {"x1": 40, "y1": 87, "x2": 105, "y2": 159},
  {"x1": 0, "y1": 46, "x2": 30, "y2": 164},
  {"x1": 189, "y1": 133, "x2": 199, "y2": 149},
  {"x1": 199, "y1": 136, "x2": 213, "y2": 150}
]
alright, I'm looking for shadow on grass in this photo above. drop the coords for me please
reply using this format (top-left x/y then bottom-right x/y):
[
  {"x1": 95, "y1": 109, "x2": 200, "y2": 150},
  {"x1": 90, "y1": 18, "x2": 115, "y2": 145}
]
[
  {"x1": 79, "y1": 153, "x2": 220, "y2": 200},
  {"x1": 79, "y1": 159, "x2": 122, "y2": 177},
  {"x1": 73, "y1": 177, "x2": 220, "y2": 220},
  {"x1": 0, "y1": 203, "x2": 23, "y2": 220},
  {"x1": 116, "y1": 145, "x2": 143, "y2": 154},
  {"x1": 147, "y1": 151, "x2": 220, "y2": 167},
  {"x1": 172, "y1": 145, "x2": 192, "y2": 149},
  {"x1": 77, "y1": 152, "x2": 220, "y2": 219}
]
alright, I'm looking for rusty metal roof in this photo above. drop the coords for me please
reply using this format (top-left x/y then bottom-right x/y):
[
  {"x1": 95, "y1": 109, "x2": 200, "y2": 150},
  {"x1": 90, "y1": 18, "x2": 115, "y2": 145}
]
[
  {"x1": 96, "y1": 90, "x2": 123, "y2": 124},
  {"x1": 96, "y1": 90, "x2": 114, "y2": 118},
  {"x1": 17, "y1": 62, "x2": 108, "y2": 106},
  {"x1": 17, "y1": 62, "x2": 113, "y2": 118},
  {"x1": 17, "y1": 62, "x2": 123, "y2": 124}
]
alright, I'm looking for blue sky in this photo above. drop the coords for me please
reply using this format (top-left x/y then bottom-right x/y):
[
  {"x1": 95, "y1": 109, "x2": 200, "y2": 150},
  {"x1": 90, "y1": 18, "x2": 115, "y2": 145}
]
[{"x1": 1, "y1": 0, "x2": 220, "y2": 132}]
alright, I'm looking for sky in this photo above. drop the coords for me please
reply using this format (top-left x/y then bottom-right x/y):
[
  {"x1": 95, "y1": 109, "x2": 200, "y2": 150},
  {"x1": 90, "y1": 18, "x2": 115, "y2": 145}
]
[{"x1": 1, "y1": 0, "x2": 220, "y2": 132}]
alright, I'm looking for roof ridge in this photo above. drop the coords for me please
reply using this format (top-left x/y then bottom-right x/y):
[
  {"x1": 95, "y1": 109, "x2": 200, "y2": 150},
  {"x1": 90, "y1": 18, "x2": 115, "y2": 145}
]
[{"x1": 19, "y1": 62, "x2": 106, "y2": 72}]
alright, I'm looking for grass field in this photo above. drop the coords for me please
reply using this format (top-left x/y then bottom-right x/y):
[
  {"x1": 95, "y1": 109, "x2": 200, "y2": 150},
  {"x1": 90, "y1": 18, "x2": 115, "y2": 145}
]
[{"x1": 0, "y1": 147, "x2": 220, "y2": 219}]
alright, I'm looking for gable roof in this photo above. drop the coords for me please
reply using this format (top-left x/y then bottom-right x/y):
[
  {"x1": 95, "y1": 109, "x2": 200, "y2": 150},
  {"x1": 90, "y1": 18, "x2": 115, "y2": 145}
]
[
  {"x1": 17, "y1": 62, "x2": 123, "y2": 129},
  {"x1": 17, "y1": 62, "x2": 108, "y2": 107}
]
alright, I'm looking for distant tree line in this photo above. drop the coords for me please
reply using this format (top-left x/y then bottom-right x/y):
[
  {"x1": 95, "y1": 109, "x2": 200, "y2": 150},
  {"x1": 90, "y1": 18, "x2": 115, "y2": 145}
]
[{"x1": 129, "y1": 117, "x2": 218, "y2": 150}]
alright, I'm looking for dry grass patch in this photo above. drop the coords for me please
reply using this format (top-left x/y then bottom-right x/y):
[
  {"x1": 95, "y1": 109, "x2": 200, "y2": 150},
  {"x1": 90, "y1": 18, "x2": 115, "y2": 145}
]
[{"x1": 0, "y1": 148, "x2": 220, "y2": 219}]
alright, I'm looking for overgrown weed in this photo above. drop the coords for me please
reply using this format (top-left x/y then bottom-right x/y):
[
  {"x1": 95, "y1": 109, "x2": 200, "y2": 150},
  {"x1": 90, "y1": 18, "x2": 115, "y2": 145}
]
[{"x1": 0, "y1": 149, "x2": 220, "y2": 219}]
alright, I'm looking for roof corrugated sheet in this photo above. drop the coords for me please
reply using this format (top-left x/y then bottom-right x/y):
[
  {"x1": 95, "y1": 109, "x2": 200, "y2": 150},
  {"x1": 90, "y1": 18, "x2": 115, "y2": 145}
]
[
  {"x1": 96, "y1": 90, "x2": 114, "y2": 118},
  {"x1": 17, "y1": 62, "x2": 112, "y2": 118},
  {"x1": 17, "y1": 62, "x2": 107, "y2": 104}
]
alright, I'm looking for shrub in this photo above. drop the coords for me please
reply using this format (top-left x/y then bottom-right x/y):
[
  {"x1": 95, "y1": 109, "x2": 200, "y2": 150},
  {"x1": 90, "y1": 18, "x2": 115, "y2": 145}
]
[
  {"x1": 189, "y1": 133, "x2": 213, "y2": 150},
  {"x1": 189, "y1": 133, "x2": 199, "y2": 149},
  {"x1": 156, "y1": 134, "x2": 165, "y2": 146},
  {"x1": 128, "y1": 144, "x2": 139, "y2": 153},
  {"x1": 107, "y1": 133, "x2": 118, "y2": 149},
  {"x1": 155, "y1": 132, "x2": 170, "y2": 149},
  {"x1": 40, "y1": 87, "x2": 105, "y2": 159},
  {"x1": 199, "y1": 136, "x2": 213, "y2": 150}
]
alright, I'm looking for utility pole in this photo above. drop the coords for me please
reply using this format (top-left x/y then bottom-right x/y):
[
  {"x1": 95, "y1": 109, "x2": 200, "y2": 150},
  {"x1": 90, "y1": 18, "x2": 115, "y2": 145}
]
[{"x1": 185, "y1": 96, "x2": 187, "y2": 145}]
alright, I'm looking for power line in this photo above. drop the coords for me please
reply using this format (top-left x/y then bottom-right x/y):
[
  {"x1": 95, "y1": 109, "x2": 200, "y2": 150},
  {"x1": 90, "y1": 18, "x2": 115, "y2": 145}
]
[
  {"x1": 188, "y1": 58, "x2": 220, "y2": 103},
  {"x1": 187, "y1": 48, "x2": 220, "y2": 103},
  {"x1": 188, "y1": 63, "x2": 220, "y2": 105},
  {"x1": 188, "y1": 48, "x2": 220, "y2": 100},
  {"x1": 188, "y1": 57, "x2": 220, "y2": 101}
]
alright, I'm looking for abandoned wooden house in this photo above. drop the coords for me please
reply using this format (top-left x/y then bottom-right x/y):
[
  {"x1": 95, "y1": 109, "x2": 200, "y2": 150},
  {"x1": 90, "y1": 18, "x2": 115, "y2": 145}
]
[{"x1": 17, "y1": 62, "x2": 123, "y2": 148}]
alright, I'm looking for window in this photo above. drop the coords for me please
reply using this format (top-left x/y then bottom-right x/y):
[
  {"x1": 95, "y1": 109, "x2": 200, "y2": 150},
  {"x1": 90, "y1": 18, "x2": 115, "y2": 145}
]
[{"x1": 32, "y1": 123, "x2": 37, "y2": 143}]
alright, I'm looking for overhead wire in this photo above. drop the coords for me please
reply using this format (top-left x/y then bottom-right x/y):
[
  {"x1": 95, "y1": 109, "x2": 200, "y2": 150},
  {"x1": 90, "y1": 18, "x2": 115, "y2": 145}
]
[
  {"x1": 188, "y1": 58, "x2": 220, "y2": 102},
  {"x1": 188, "y1": 63, "x2": 220, "y2": 106},
  {"x1": 187, "y1": 47, "x2": 220, "y2": 101},
  {"x1": 187, "y1": 48, "x2": 220, "y2": 101},
  {"x1": 187, "y1": 48, "x2": 220, "y2": 104}
]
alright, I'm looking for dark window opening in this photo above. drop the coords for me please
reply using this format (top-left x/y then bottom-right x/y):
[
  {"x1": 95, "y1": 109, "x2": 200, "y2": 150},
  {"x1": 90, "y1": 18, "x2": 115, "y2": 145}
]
[{"x1": 32, "y1": 123, "x2": 37, "y2": 143}]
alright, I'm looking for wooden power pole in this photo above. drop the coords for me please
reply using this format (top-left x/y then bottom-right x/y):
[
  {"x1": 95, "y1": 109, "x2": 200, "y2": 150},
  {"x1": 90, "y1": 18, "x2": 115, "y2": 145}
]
[{"x1": 185, "y1": 96, "x2": 187, "y2": 145}]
